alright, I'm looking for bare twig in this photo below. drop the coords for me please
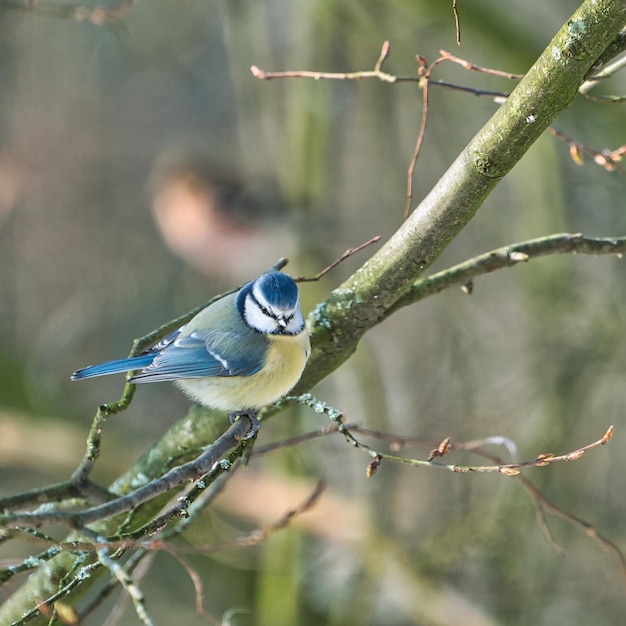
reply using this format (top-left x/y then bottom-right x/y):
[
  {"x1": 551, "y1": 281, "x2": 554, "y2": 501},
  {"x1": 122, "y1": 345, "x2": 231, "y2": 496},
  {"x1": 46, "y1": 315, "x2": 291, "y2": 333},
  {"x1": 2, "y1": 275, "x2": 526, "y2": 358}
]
[
  {"x1": 404, "y1": 53, "x2": 448, "y2": 218},
  {"x1": 458, "y1": 444, "x2": 626, "y2": 581},
  {"x1": 438, "y1": 49, "x2": 524, "y2": 80},
  {"x1": 253, "y1": 40, "x2": 622, "y2": 219},
  {"x1": 291, "y1": 393, "x2": 613, "y2": 475},
  {"x1": 515, "y1": 471, "x2": 626, "y2": 581},
  {"x1": 348, "y1": 424, "x2": 626, "y2": 580},
  {"x1": 453, "y1": 0, "x2": 461, "y2": 45},
  {"x1": 163, "y1": 547, "x2": 210, "y2": 617},
  {"x1": 11, "y1": 558, "x2": 102, "y2": 625},
  {"x1": 579, "y1": 48, "x2": 626, "y2": 98},
  {"x1": 548, "y1": 127, "x2": 625, "y2": 172},
  {"x1": 388, "y1": 233, "x2": 626, "y2": 315},
  {"x1": 84, "y1": 530, "x2": 154, "y2": 626},
  {"x1": 81, "y1": 550, "x2": 155, "y2": 625},
  {"x1": 294, "y1": 236, "x2": 382, "y2": 282},
  {"x1": 0, "y1": 417, "x2": 252, "y2": 529},
  {"x1": 251, "y1": 40, "x2": 407, "y2": 84},
  {"x1": 159, "y1": 479, "x2": 326, "y2": 554},
  {"x1": 0, "y1": 480, "x2": 111, "y2": 513},
  {"x1": 108, "y1": 440, "x2": 245, "y2": 544}
]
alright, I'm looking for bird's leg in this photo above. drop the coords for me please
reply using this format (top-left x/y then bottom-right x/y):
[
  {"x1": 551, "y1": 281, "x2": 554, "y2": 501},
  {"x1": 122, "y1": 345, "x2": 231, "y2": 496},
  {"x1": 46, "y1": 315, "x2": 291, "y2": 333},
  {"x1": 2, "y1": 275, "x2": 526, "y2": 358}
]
[{"x1": 229, "y1": 410, "x2": 260, "y2": 439}]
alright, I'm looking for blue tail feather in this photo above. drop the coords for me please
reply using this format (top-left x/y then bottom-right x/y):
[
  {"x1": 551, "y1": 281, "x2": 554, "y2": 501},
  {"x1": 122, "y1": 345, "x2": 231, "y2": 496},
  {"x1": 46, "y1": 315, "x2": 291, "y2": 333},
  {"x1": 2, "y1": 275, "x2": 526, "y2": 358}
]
[{"x1": 71, "y1": 354, "x2": 155, "y2": 381}]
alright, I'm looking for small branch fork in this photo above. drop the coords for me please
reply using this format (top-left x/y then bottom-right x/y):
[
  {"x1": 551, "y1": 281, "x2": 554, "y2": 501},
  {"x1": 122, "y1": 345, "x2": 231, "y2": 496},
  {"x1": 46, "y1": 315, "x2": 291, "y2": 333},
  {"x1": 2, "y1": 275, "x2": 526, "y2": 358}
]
[
  {"x1": 294, "y1": 235, "x2": 382, "y2": 283},
  {"x1": 1, "y1": 479, "x2": 326, "y2": 626},
  {"x1": 281, "y1": 394, "x2": 625, "y2": 580},
  {"x1": 0, "y1": 237, "x2": 378, "y2": 518},
  {"x1": 0, "y1": 417, "x2": 250, "y2": 530},
  {"x1": 289, "y1": 394, "x2": 613, "y2": 475},
  {"x1": 389, "y1": 232, "x2": 626, "y2": 315},
  {"x1": 252, "y1": 40, "x2": 626, "y2": 217},
  {"x1": 0, "y1": 241, "x2": 379, "y2": 624},
  {"x1": 1, "y1": 230, "x2": 625, "y2": 618}
]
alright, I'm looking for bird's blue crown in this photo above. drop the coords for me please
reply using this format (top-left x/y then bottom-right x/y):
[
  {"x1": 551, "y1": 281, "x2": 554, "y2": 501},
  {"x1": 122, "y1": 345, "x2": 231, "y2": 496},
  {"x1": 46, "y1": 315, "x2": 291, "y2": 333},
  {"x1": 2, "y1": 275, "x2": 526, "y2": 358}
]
[
  {"x1": 237, "y1": 271, "x2": 298, "y2": 312},
  {"x1": 255, "y1": 272, "x2": 299, "y2": 308}
]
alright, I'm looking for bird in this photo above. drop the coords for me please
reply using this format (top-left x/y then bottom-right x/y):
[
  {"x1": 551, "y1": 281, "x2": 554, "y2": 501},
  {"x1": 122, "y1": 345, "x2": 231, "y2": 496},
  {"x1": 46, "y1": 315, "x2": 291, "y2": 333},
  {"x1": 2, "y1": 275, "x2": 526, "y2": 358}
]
[{"x1": 71, "y1": 271, "x2": 310, "y2": 436}]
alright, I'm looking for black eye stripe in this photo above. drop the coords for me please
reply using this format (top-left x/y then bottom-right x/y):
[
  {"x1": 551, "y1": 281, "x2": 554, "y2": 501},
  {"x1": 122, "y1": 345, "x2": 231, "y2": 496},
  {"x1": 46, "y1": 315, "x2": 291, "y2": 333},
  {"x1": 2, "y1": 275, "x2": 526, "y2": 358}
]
[{"x1": 249, "y1": 292, "x2": 275, "y2": 318}]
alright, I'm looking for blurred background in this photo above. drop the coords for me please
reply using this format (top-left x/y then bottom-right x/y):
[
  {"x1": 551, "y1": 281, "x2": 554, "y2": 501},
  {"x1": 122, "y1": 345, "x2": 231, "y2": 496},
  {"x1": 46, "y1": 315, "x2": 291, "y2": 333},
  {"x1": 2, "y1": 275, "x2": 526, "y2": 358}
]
[{"x1": 1, "y1": 0, "x2": 626, "y2": 624}]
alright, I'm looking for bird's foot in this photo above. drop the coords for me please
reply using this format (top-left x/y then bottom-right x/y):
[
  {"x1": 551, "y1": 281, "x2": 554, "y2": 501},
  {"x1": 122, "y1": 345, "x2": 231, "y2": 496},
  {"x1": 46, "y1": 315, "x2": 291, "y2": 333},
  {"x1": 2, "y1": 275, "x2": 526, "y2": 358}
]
[{"x1": 229, "y1": 410, "x2": 260, "y2": 440}]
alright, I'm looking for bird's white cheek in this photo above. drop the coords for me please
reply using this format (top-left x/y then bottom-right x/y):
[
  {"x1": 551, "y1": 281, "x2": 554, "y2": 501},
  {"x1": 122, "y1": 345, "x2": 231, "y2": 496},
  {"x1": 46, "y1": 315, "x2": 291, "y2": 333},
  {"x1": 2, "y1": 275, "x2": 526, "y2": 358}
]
[{"x1": 243, "y1": 296, "x2": 276, "y2": 333}]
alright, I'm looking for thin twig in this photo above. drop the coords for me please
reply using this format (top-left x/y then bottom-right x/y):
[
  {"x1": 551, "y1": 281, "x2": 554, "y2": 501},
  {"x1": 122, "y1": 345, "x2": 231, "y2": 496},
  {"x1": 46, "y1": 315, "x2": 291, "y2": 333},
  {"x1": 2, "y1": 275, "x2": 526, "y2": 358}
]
[
  {"x1": 388, "y1": 233, "x2": 626, "y2": 315},
  {"x1": 291, "y1": 393, "x2": 613, "y2": 474},
  {"x1": 349, "y1": 424, "x2": 626, "y2": 580},
  {"x1": 158, "y1": 546, "x2": 213, "y2": 620},
  {"x1": 374, "y1": 40, "x2": 391, "y2": 72},
  {"x1": 0, "y1": 480, "x2": 110, "y2": 513},
  {"x1": 80, "y1": 529, "x2": 154, "y2": 626},
  {"x1": 10, "y1": 558, "x2": 101, "y2": 625},
  {"x1": 0, "y1": 418, "x2": 252, "y2": 528},
  {"x1": 429, "y1": 78, "x2": 509, "y2": 100},
  {"x1": 548, "y1": 127, "x2": 625, "y2": 172},
  {"x1": 460, "y1": 445, "x2": 626, "y2": 580},
  {"x1": 253, "y1": 40, "x2": 622, "y2": 216},
  {"x1": 109, "y1": 440, "x2": 245, "y2": 543},
  {"x1": 404, "y1": 53, "x2": 449, "y2": 218},
  {"x1": 251, "y1": 55, "x2": 406, "y2": 84},
  {"x1": 579, "y1": 49, "x2": 626, "y2": 96},
  {"x1": 294, "y1": 236, "x2": 381, "y2": 282},
  {"x1": 438, "y1": 49, "x2": 524, "y2": 79},
  {"x1": 515, "y1": 471, "x2": 626, "y2": 580},
  {"x1": 453, "y1": 0, "x2": 461, "y2": 45},
  {"x1": 158, "y1": 479, "x2": 326, "y2": 554},
  {"x1": 80, "y1": 550, "x2": 154, "y2": 625}
]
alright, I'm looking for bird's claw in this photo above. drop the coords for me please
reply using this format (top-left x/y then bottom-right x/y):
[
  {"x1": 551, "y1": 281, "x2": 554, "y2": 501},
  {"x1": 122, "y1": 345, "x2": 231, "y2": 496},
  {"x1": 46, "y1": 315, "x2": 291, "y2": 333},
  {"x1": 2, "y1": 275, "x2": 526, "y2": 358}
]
[{"x1": 229, "y1": 411, "x2": 260, "y2": 439}]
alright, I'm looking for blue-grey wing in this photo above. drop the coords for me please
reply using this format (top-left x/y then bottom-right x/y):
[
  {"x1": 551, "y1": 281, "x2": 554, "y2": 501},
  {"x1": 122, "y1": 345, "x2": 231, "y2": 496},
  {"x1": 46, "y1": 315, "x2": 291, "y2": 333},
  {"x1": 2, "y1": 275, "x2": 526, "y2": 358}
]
[{"x1": 129, "y1": 329, "x2": 269, "y2": 383}]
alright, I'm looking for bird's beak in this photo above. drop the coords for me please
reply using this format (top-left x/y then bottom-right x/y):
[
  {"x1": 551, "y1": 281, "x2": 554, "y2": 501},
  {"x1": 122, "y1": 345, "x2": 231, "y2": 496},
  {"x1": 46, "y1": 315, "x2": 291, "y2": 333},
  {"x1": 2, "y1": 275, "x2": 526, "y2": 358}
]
[{"x1": 277, "y1": 317, "x2": 288, "y2": 329}]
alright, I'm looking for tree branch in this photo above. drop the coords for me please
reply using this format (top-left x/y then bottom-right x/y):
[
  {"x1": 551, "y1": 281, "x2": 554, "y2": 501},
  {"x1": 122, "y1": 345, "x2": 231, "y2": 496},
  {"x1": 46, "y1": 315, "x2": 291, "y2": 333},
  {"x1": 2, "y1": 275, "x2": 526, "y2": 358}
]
[
  {"x1": 0, "y1": 418, "x2": 250, "y2": 529},
  {"x1": 296, "y1": 0, "x2": 626, "y2": 396},
  {"x1": 2, "y1": 1, "x2": 625, "y2": 622},
  {"x1": 387, "y1": 233, "x2": 626, "y2": 315}
]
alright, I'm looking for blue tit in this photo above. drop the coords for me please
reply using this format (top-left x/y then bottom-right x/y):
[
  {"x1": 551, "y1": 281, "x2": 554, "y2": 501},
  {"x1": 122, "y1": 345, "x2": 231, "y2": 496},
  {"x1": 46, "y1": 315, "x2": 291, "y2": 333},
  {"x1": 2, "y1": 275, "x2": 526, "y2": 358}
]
[{"x1": 71, "y1": 271, "x2": 310, "y2": 433}]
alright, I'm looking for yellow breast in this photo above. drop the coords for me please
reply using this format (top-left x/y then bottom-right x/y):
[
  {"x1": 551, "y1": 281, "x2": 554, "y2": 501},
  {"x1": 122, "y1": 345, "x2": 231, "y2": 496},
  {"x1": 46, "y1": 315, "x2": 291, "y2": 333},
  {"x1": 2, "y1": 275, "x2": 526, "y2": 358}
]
[{"x1": 176, "y1": 331, "x2": 310, "y2": 411}]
